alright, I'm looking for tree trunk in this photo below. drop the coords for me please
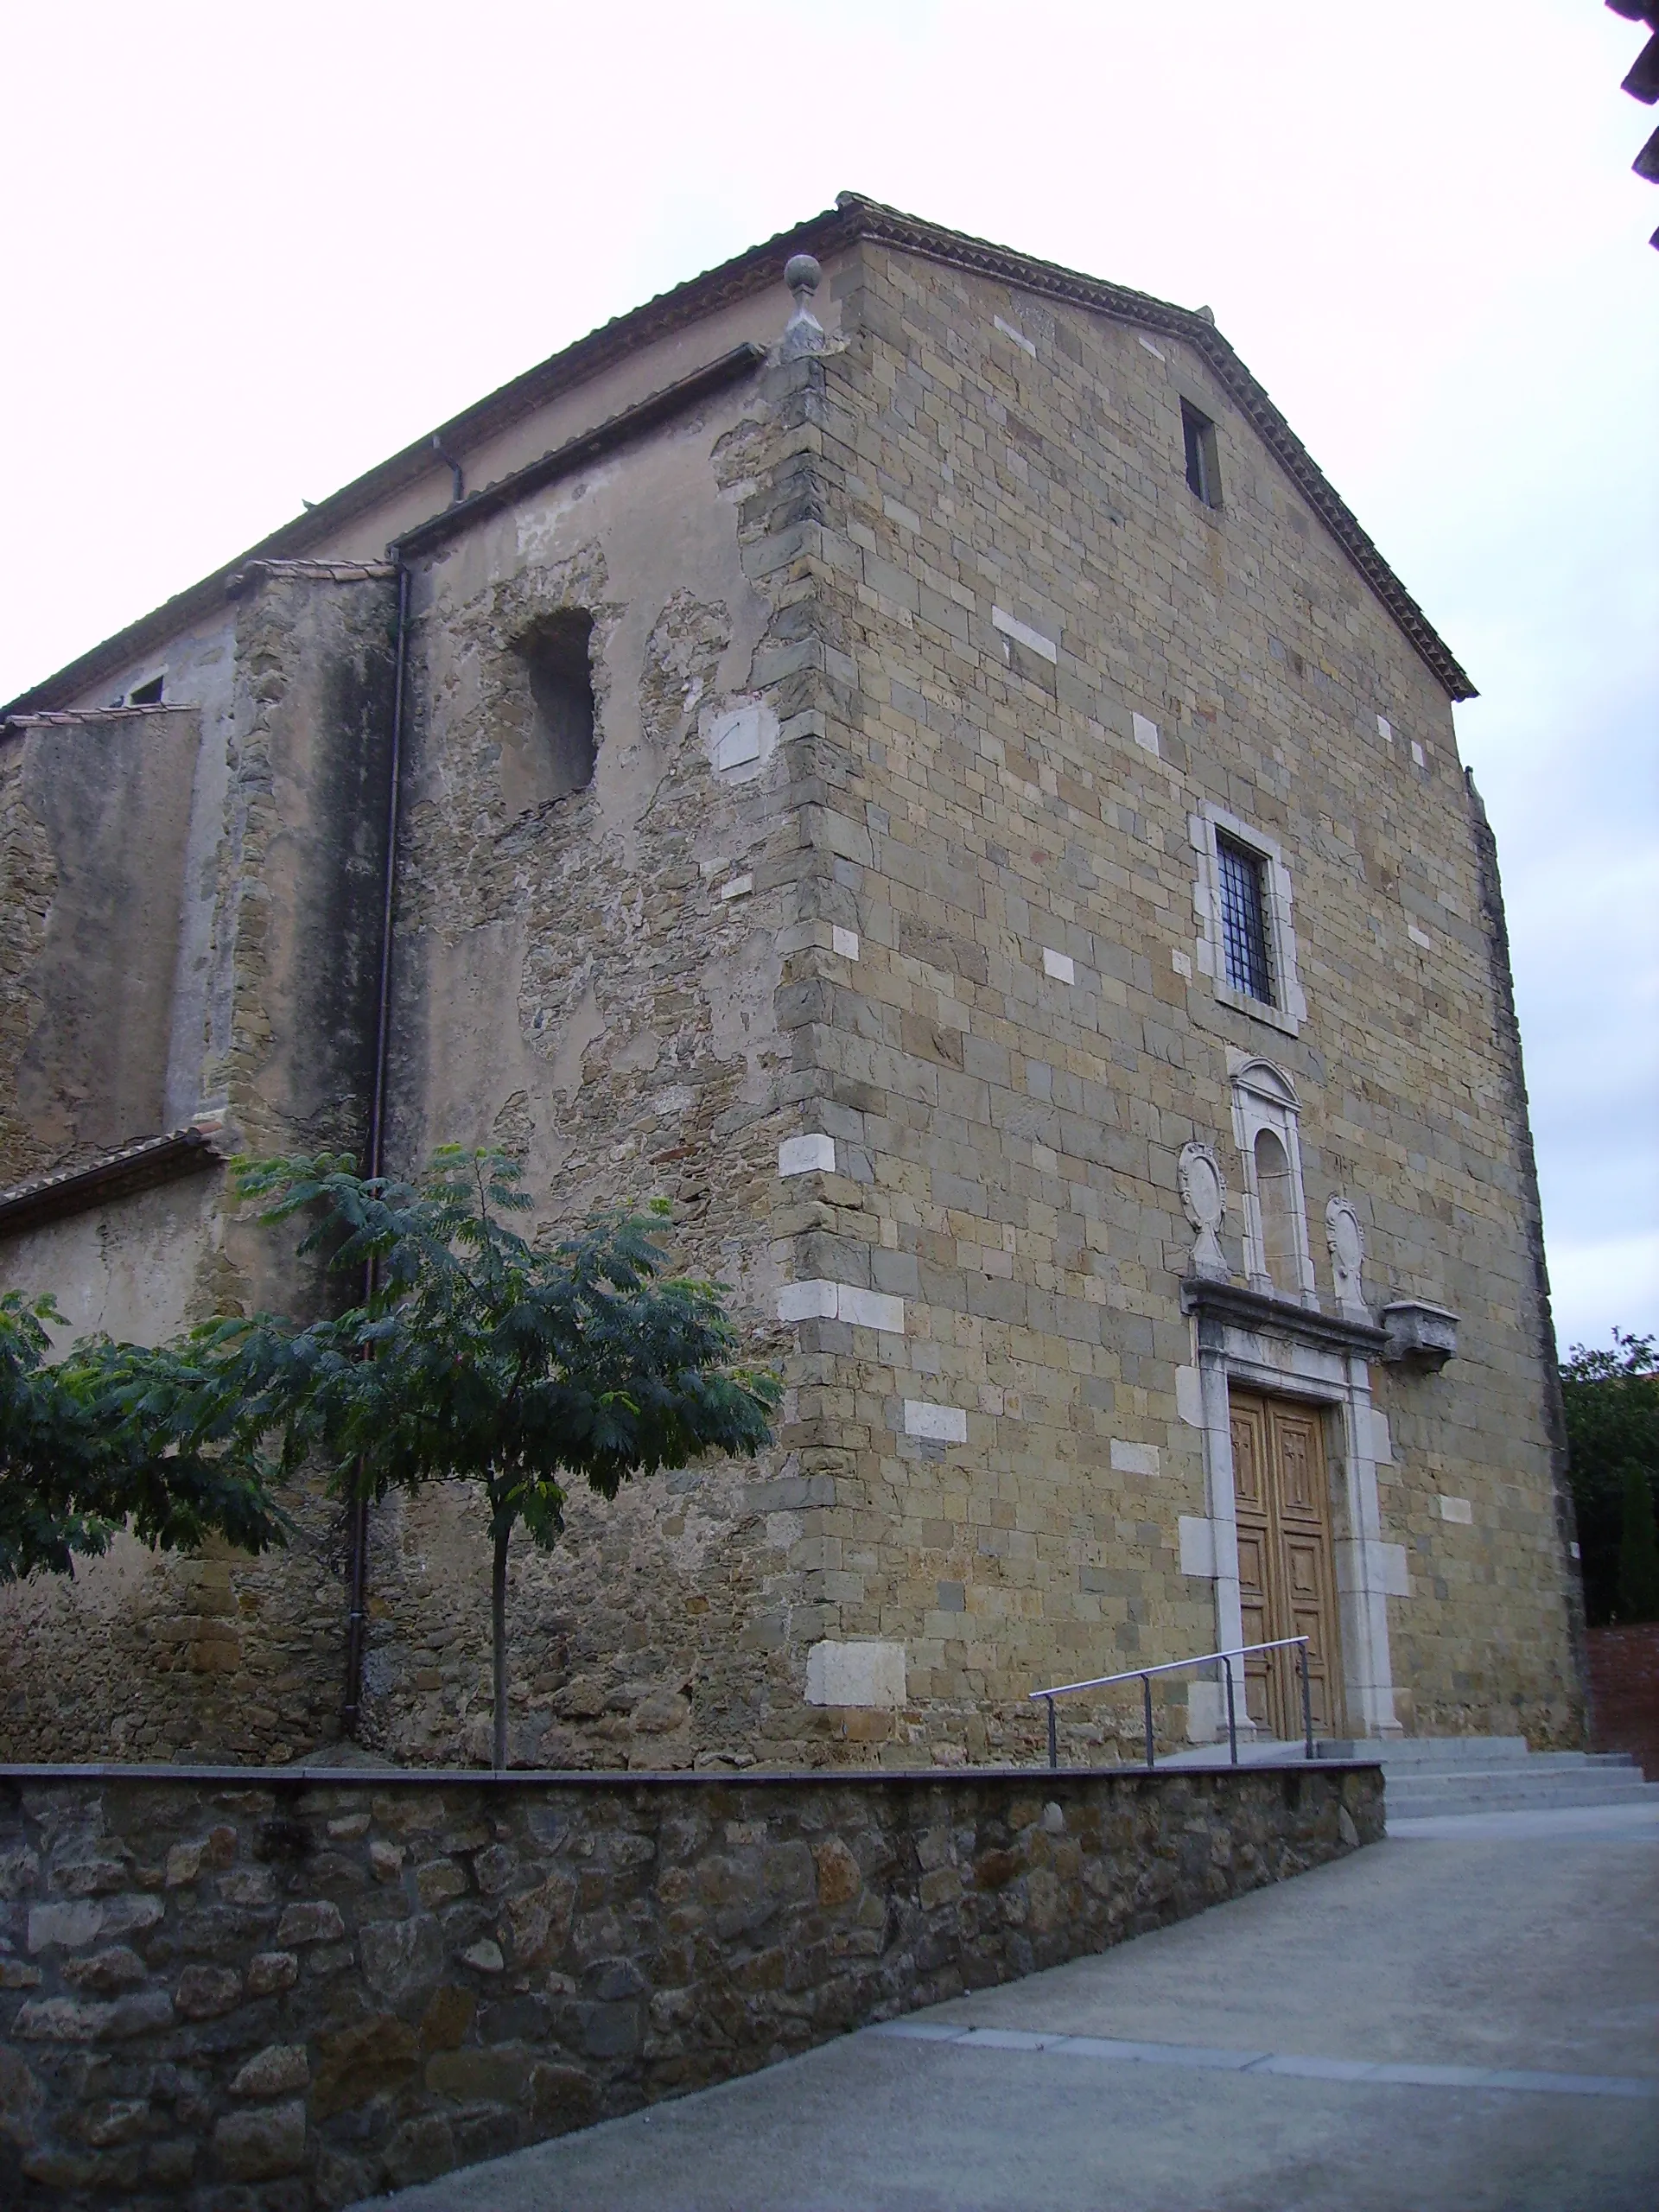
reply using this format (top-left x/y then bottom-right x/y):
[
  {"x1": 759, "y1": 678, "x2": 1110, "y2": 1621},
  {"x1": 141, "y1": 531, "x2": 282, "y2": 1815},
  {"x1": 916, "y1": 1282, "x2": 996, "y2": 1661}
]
[{"x1": 492, "y1": 1521, "x2": 511, "y2": 1771}]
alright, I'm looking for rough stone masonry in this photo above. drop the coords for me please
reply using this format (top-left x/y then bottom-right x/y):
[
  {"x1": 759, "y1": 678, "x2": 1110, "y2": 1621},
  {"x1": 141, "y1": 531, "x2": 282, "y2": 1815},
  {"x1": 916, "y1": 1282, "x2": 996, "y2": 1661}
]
[
  {"x1": 0, "y1": 194, "x2": 1583, "y2": 1770},
  {"x1": 0, "y1": 1758, "x2": 1382, "y2": 2208}
]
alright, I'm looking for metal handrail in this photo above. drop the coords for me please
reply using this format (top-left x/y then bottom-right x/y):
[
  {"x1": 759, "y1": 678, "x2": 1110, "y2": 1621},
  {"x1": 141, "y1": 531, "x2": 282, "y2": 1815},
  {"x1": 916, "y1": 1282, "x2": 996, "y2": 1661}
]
[{"x1": 1029, "y1": 1634, "x2": 1314, "y2": 1771}]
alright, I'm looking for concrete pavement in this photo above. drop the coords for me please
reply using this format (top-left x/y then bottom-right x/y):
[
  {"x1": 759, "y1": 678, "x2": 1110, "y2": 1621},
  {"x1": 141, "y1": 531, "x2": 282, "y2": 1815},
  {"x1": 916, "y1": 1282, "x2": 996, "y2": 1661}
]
[{"x1": 357, "y1": 1802, "x2": 1659, "y2": 2211}]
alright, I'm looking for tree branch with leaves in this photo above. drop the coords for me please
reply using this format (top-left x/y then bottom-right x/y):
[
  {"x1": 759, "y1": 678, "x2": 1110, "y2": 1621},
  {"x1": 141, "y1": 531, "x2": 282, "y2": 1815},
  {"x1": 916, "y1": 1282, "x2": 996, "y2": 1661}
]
[
  {"x1": 1561, "y1": 1329, "x2": 1659, "y2": 1624},
  {"x1": 218, "y1": 1146, "x2": 779, "y2": 1766},
  {"x1": 0, "y1": 1290, "x2": 288, "y2": 1586}
]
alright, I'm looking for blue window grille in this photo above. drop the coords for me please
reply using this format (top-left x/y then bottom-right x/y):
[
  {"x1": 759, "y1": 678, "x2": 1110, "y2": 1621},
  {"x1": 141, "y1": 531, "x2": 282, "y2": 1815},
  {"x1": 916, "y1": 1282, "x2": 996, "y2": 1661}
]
[{"x1": 1217, "y1": 836, "x2": 1274, "y2": 1002}]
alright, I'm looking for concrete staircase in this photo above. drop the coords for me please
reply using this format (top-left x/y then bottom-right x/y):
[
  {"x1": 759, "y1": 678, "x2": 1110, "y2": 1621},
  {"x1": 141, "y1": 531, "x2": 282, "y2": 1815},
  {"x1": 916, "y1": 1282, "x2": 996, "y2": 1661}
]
[
  {"x1": 1160, "y1": 1731, "x2": 1659, "y2": 1820},
  {"x1": 1320, "y1": 1733, "x2": 1659, "y2": 1820}
]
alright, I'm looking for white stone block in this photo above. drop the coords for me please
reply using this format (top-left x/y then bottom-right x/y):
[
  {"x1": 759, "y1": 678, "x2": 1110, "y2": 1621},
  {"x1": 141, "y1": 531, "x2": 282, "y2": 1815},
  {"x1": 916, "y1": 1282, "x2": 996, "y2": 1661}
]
[
  {"x1": 1138, "y1": 334, "x2": 1166, "y2": 361},
  {"x1": 831, "y1": 925, "x2": 861, "y2": 961},
  {"x1": 1175, "y1": 1366, "x2": 1205, "y2": 1428},
  {"x1": 779, "y1": 1133, "x2": 836, "y2": 1178},
  {"x1": 991, "y1": 605, "x2": 1058, "y2": 663},
  {"x1": 1131, "y1": 712, "x2": 1160, "y2": 756},
  {"x1": 719, "y1": 873, "x2": 753, "y2": 901},
  {"x1": 1408, "y1": 923, "x2": 1431, "y2": 949},
  {"x1": 1186, "y1": 1681, "x2": 1249, "y2": 1745},
  {"x1": 1438, "y1": 1494, "x2": 1473, "y2": 1525},
  {"x1": 1411, "y1": 740, "x2": 1427, "y2": 768},
  {"x1": 905, "y1": 1400, "x2": 968, "y2": 1443},
  {"x1": 994, "y1": 315, "x2": 1037, "y2": 357},
  {"x1": 1179, "y1": 1515, "x2": 1217, "y2": 1578},
  {"x1": 805, "y1": 1639, "x2": 907, "y2": 1709},
  {"x1": 777, "y1": 1278, "x2": 904, "y2": 1333},
  {"x1": 1172, "y1": 948, "x2": 1192, "y2": 980},
  {"x1": 776, "y1": 1280, "x2": 837, "y2": 1324},
  {"x1": 838, "y1": 1285, "x2": 905, "y2": 1334},
  {"x1": 1375, "y1": 1543, "x2": 1411, "y2": 1598},
  {"x1": 1032, "y1": 1142, "x2": 1058, "y2": 1174},
  {"x1": 707, "y1": 703, "x2": 767, "y2": 772},
  {"x1": 1368, "y1": 1409, "x2": 1393, "y2": 1464},
  {"x1": 1110, "y1": 1440, "x2": 1160, "y2": 1477},
  {"x1": 1376, "y1": 715, "x2": 1393, "y2": 743},
  {"x1": 1042, "y1": 947, "x2": 1075, "y2": 984}
]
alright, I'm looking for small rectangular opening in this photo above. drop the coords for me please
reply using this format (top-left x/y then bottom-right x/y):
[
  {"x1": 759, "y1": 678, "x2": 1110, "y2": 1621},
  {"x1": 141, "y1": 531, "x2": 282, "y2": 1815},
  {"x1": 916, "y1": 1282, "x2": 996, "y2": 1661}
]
[
  {"x1": 516, "y1": 612, "x2": 596, "y2": 807},
  {"x1": 126, "y1": 675, "x2": 165, "y2": 706},
  {"x1": 1217, "y1": 834, "x2": 1274, "y2": 1003},
  {"x1": 1181, "y1": 400, "x2": 1222, "y2": 510}
]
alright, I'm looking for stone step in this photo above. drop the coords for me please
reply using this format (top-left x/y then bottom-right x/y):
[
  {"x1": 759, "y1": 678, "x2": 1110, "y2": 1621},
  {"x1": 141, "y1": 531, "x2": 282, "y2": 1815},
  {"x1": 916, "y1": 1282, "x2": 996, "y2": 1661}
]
[
  {"x1": 1321, "y1": 1734, "x2": 1533, "y2": 1767},
  {"x1": 1386, "y1": 1770, "x2": 1659, "y2": 1816},
  {"x1": 1384, "y1": 1751, "x2": 1631, "y2": 1780},
  {"x1": 1172, "y1": 1733, "x2": 1659, "y2": 1821}
]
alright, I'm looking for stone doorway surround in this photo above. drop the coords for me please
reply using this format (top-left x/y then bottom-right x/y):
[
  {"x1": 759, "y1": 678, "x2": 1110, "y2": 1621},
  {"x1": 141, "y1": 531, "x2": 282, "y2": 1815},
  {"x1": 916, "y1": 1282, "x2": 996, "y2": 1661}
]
[{"x1": 1178, "y1": 1278, "x2": 1407, "y2": 1745}]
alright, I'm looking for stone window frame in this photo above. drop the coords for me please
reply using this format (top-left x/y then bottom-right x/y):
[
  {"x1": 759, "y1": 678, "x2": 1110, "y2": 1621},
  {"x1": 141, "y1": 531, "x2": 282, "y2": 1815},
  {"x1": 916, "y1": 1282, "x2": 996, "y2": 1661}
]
[
  {"x1": 1189, "y1": 803, "x2": 1306, "y2": 1038},
  {"x1": 1230, "y1": 1054, "x2": 1319, "y2": 1310}
]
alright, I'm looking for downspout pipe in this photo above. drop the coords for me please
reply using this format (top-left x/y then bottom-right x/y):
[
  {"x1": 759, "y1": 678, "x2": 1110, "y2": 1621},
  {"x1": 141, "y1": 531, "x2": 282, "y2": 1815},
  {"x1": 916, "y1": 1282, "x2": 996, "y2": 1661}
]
[
  {"x1": 431, "y1": 434, "x2": 465, "y2": 505},
  {"x1": 340, "y1": 559, "x2": 411, "y2": 1739}
]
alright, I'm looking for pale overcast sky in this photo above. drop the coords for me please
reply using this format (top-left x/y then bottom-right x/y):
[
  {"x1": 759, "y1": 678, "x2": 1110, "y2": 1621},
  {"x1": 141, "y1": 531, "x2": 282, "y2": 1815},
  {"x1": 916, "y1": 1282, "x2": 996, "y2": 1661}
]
[{"x1": 2, "y1": 1, "x2": 1653, "y2": 1353}]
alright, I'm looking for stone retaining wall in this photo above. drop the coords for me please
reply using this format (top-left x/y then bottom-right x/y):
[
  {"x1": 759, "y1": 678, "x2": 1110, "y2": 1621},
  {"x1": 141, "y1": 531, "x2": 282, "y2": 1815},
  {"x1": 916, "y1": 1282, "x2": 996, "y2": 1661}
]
[{"x1": 0, "y1": 1758, "x2": 1382, "y2": 2208}]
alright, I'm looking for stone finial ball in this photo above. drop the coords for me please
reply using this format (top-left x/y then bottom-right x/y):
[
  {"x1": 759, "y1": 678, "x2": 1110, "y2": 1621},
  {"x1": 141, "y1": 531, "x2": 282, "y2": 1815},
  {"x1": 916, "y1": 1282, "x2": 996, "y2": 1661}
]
[{"x1": 785, "y1": 253, "x2": 822, "y2": 295}]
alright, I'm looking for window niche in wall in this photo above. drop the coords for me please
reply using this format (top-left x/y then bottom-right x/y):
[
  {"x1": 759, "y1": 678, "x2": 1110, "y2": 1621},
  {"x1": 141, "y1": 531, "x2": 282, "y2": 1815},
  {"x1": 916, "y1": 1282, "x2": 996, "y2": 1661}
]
[
  {"x1": 1253, "y1": 1128, "x2": 1300, "y2": 1289},
  {"x1": 1231, "y1": 1057, "x2": 1318, "y2": 1307},
  {"x1": 504, "y1": 611, "x2": 597, "y2": 817}
]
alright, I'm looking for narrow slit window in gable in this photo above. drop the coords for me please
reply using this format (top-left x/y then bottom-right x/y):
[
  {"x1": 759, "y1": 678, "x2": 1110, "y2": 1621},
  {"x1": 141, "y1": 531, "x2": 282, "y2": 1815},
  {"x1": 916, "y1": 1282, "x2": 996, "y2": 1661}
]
[{"x1": 1181, "y1": 399, "x2": 1222, "y2": 509}]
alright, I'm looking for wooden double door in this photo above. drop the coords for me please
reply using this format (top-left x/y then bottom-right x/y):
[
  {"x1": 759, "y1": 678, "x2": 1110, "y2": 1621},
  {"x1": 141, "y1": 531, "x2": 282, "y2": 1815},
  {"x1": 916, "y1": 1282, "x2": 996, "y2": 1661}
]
[{"x1": 1228, "y1": 1390, "x2": 1344, "y2": 1740}]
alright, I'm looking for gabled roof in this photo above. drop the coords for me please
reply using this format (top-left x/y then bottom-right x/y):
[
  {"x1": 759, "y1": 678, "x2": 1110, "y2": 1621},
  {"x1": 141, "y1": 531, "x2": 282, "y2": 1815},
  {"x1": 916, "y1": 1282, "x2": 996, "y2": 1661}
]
[{"x1": 1, "y1": 193, "x2": 1473, "y2": 715}]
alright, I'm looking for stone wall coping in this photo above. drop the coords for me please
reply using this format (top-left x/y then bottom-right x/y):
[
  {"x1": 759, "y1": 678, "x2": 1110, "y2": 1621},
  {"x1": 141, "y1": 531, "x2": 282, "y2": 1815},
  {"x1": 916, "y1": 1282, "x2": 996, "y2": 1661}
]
[
  {"x1": 0, "y1": 1757, "x2": 1381, "y2": 1789},
  {"x1": 391, "y1": 343, "x2": 766, "y2": 562},
  {"x1": 0, "y1": 1122, "x2": 225, "y2": 1238}
]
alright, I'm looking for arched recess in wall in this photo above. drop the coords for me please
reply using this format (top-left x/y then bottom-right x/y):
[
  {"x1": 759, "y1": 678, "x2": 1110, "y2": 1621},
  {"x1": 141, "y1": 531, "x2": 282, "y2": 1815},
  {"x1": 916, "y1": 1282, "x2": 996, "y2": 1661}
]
[{"x1": 1230, "y1": 1058, "x2": 1317, "y2": 1306}]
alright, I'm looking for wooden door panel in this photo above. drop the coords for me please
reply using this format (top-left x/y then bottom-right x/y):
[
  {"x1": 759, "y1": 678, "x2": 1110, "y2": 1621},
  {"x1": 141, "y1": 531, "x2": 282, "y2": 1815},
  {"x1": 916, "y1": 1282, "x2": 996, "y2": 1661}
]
[
  {"x1": 1235, "y1": 1529, "x2": 1270, "y2": 1599},
  {"x1": 1274, "y1": 1414, "x2": 1322, "y2": 1520},
  {"x1": 1229, "y1": 1395, "x2": 1275, "y2": 1727},
  {"x1": 1230, "y1": 1406, "x2": 1266, "y2": 1511},
  {"x1": 1225, "y1": 1389, "x2": 1344, "y2": 1741}
]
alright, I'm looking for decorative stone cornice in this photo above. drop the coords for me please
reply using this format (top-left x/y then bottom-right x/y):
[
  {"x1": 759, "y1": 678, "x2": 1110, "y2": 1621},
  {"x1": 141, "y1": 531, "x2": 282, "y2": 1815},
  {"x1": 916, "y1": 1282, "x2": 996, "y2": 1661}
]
[{"x1": 1180, "y1": 1275, "x2": 1389, "y2": 1360}]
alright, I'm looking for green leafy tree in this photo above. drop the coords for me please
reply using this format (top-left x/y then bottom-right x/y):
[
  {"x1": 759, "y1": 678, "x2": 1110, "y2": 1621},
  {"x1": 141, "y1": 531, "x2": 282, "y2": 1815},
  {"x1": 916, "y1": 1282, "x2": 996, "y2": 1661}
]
[
  {"x1": 0, "y1": 1290, "x2": 287, "y2": 1583},
  {"x1": 1560, "y1": 1330, "x2": 1659, "y2": 1624},
  {"x1": 1618, "y1": 1461, "x2": 1659, "y2": 1624},
  {"x1": 213, "y1": 1147, "x2": 779, "y2": 1767}
]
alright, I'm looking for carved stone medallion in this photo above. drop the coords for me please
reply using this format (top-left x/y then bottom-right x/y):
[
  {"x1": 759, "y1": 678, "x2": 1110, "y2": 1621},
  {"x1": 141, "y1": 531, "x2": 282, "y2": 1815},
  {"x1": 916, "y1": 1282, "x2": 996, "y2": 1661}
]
[
  {"x1": 1178, "y1": 1141, "x2": 1228, "y2": 1280},
  {"x1": 1325, "y1": 1196, "x2": 1367, "y2": 1317}
]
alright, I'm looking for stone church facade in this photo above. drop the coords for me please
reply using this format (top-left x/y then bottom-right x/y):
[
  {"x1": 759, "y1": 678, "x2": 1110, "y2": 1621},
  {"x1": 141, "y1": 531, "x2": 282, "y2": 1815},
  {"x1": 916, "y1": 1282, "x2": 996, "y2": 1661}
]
[{"x1": 0, "y1": 196, "x2": 1584, "y2": 1770}]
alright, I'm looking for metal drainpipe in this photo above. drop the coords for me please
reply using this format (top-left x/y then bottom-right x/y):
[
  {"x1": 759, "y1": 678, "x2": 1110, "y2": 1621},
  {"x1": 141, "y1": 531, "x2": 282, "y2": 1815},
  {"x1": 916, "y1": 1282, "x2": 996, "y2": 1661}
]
[{"x1": 340, "y1": 558, "x2": 411, "y2": 1739}]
